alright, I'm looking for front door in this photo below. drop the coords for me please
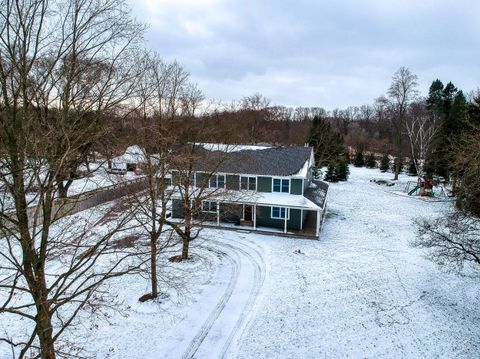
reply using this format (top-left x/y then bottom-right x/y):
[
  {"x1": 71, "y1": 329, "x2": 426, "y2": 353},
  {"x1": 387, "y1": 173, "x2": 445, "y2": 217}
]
[{"x1": 244, "y1": 205, "x2": 253, "y2": 221}]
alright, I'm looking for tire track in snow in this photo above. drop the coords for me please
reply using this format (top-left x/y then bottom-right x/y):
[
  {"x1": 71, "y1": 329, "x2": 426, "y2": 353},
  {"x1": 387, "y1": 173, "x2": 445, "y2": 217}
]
[
  {"x1": 181, "y1": 236, "x2": 266, "y2": 359},
  {"x1": 217, "y1": 238, "x2": 266, "y2": 359},
  {"x1": 181, "y1": 246, "x2": 241, "y2": 359}
]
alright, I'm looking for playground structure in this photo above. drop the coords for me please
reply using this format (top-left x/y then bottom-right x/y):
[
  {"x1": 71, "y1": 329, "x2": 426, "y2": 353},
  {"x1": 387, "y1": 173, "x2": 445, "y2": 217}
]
[{"x1": 405, "y1": 176, "x2": 449, "y2": 198}]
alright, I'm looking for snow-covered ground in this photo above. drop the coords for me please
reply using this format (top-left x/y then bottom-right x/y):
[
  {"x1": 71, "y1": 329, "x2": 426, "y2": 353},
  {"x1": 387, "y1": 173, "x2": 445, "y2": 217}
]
[{"x1": 1, "y1": 166, "x2": 479, "y2": 358}]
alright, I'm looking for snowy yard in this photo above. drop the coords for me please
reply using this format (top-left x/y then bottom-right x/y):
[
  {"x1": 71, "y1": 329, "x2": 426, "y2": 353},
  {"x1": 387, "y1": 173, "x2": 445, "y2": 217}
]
[{"x1": 1, "y1": 166, "x2": 479, "y2": 358}]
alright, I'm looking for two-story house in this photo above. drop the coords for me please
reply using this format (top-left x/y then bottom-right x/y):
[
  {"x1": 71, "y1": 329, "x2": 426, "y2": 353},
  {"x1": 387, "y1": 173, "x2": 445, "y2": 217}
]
[{"x1": 170, "y1": 144, "x2": 328, "y2": 239}]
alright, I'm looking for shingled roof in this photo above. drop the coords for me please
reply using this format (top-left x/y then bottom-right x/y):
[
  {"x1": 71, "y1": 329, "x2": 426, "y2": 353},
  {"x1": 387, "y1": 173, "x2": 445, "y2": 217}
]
[{"x1": 193, "y1": 146, "x2": 312, "y2": 177}]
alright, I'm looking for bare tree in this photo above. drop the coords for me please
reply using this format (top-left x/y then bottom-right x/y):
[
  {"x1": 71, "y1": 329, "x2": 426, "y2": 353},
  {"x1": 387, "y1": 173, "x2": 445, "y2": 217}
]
[
  {"x1": 0, "y1": 0, "x2": 145, "y2": 357},
  {"x1": 386, "y1": 67, "x2": 419, "y2": 180},
  {"x1": 404, "y1": 101, "x2": 441, "y2": 176},
  {"x1": 128, "y1": 52, "x2": 195, "y2": 299},
  {"x1": 414, "y1": 211, "x2": 480, "y2": 274},
  {"x1": 166, "y1": 139, "x2": 249, "y2": 260}
]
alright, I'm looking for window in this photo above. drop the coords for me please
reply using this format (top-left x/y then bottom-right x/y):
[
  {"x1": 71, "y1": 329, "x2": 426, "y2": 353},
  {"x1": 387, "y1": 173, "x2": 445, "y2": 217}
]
[
  {"x1": 273, "y1": 178, "x2": 290, "y2": 193},
  {"x1": 271, "y1": 206, "x2": 289, "y2": 219},
  {"x1": 189, "y1": 172, "x2": 196, "y2": 186},
  {"x1": 209, "y1": 174, "x2": 225, "y2": 188},
  {"x1": 202, "y1": 201, "x2": 217, "y2": 213},
  {"x1": 240, "y1": 176, "x2": 256, "y2": 190}
]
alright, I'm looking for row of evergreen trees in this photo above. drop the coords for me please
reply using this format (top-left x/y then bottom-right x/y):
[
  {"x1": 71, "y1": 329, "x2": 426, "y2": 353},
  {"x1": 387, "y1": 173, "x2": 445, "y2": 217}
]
[{"x1": 352, "y1": 151, "x2": 418, "y2": 175}]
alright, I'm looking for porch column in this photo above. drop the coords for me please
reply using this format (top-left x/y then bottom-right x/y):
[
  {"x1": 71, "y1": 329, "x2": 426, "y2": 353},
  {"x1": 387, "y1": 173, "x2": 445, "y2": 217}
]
[
  {"x1": 316, "y1": 210, "x2": 320, "y2": 237},
  {"x1": 300, "y1": 209, "x2": 303, "y2": 230},
  {"x1": 284, "y1": 207, "x2": 288, "y2": 233},
  {"x1": 216, "y1": 202, "x2": 220, "y2": 226},
  {"x1": 253, "y1": 205, "x2": 257, "y2": 230}
]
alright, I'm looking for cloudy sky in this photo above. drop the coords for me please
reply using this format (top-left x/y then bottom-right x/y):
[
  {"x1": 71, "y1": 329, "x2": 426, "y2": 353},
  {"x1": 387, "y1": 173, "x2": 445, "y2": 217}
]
[{"x1": 130, "y1": 0, "x2": 479, "y2": 110}]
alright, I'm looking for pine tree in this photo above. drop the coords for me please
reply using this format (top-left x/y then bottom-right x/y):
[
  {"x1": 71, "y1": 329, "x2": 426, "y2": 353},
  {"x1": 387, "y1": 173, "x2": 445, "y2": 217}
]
[
  {"x1": 366, "y1": 153, "x2": 376, "y2": 168},
  {"x1": 324, "y1": 163, "x2": 337, "y2": 182},
  {"x1": 308, "y1": 116, "x2": 345, "y2": 167},
  {"x1": 380, "y1": 153, "x2": 390, "y2": 172},
  {"x1": 353, "y1": 151, "x2": 365, "y2": 167},
  {"x1": 426, "y1": 80, "x2": 469, "y2": 180},
  {"x1": 337, "y1": 158, "x2": 350, "y2": 181},
  {"x1": 324, "y1": 156, "x2": 350, "y2": 182}
]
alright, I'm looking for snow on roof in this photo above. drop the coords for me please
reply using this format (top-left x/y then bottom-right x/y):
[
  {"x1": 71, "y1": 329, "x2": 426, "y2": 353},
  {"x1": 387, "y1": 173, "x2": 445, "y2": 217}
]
[
  {"x1": 292, "y1": 159, "x2": 309, "y2": 178},
  {"x1": 199, "y1": 143, "x2": 271, "y2": 153},
  {"x1": 112, "y1": 145, "x2": 146, "y2": 164},
  {"x1": 169, "y1": 187, "x2": 322, "y2": 210}
]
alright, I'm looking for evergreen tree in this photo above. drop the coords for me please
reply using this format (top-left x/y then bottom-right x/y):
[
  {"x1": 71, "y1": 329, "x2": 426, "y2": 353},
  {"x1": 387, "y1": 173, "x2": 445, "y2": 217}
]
[
  {"x1": 380, "y1": 153, "x2": 390, "y2": 172},
  {"x1": 337, "y1": 157, "x2": 350, "y2": 181},
  {"x1": 308, "y1": 116, "x2": 349, "y2": 182},
  {"x1": 426, "y1": 79, "x2": 444, "y2": 110},
  {"x1": 365, "y1": 153, "x2": 376, "y2": 168},
  {"x1": 425, "y1": 80, "x2": 469, "y2": 180},
  {"x1": 324, "y1": 163, "x2": 336, "y2": 182},
  {"x1": 308, "y1": 116, "x2": 346, "y2": 167},
  {"x1": 353, "y1": 151, "x2": 365, "y2": 167}
]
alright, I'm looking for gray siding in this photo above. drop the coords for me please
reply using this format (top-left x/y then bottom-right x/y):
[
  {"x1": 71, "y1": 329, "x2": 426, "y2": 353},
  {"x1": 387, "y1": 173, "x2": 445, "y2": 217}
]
[
  {"x1": 226, "y1": 174, "x2": 239, "y2": 190},
  {"x1": 257, "y1": 176, "x2": 272, "y2": 192},
  {"x1": 172, "y1": 199, "x2": 184, "y2": 218},
  {"x1": 195, "y1": 172, "x2": 209, "y2": 188},
  {"x1": 291, "y1": 178, "x2": 303, "y2": 195}
]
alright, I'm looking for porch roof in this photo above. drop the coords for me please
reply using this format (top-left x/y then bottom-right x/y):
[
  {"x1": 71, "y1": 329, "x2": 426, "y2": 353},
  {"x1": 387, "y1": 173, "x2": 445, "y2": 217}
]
[{"x1": 168, "y1": 184, "x2": 328, "y2": 211}]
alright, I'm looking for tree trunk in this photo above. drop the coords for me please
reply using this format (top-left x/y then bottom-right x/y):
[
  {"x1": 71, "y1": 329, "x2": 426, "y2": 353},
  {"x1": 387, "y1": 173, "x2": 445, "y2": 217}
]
[
  {"x1": 181, "y1": 215, "x2": 191, "y2": 260},
  {"x1": 36, "y1": 299, "x2": 56, "y2": 359},
  {"x1": 150, "y1": 232, "x2": 158, "y2": 298},
  {"x1": 57, "y1": 182, "x2": 68, "y2": 198},
  {"x1": 181, "y1": 233, "x2": 190, "y2": 260},
  {"x1": 394, "y1": 157, "x2": 400, "y2": 180}
]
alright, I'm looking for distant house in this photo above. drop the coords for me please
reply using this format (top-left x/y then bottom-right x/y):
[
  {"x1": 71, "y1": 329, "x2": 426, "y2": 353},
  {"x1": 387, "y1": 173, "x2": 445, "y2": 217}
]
[
  {"x1": 170, "y1": 144, "x2": 328, "y2": 239},
  {"x1": 109, "y1": 145, "x2": 146, "y2": 173}
]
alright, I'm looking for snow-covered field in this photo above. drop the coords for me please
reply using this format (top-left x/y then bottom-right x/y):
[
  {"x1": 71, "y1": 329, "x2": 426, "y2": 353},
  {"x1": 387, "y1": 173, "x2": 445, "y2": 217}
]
[{"x1": 1, "y1": 166, "x2": 479, "y2": 358}]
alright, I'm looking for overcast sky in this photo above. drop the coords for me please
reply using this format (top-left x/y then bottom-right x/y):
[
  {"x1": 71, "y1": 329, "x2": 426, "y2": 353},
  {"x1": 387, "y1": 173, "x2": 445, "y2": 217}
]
[{"x1": 130, "y1": 0, "x2": 479, "y2": 110}]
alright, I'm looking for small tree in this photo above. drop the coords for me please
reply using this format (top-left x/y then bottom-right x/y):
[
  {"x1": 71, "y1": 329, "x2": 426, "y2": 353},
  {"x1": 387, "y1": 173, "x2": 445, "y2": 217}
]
[
  {"x1": 353, "y1": 151, "x2": 365, "y2": 167},
  {"x1": 365, "y1": 153, "x2": 376, "y2": 168},
  {"x1": 324, "y1": 164, "x2": 337, "y2": 182},
  {"x1": 337, "y1": 158, "x2": 350, "y2": 181},
  {"x1": 380, "y1": 153, "x2": 390, "y2": 172},
  {"x1": 324, "y1": 157, "x2": 349, "y2": 182}
]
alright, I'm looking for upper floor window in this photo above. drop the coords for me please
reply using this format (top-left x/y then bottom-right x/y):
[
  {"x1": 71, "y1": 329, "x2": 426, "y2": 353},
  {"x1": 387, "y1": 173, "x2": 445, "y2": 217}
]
[
  {"x1": 273, "y1": 178, "x2": 289, "y2": 193},
  {"x1": 240, "y1": 176, "x2": 256, "y2": 190},
  {"x1": 209, "y1": 174, "x2": 225, "y2": 188}
]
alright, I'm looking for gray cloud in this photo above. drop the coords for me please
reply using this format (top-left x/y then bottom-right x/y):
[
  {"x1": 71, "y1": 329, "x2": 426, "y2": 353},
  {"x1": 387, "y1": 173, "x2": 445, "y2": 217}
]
[{"x1": 131, "y1": 0, "x2": 480, "y2": 109}]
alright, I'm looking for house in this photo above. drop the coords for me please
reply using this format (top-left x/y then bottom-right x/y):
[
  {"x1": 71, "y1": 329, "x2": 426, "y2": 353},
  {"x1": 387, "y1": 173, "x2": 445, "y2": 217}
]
[
  {"x1": 108, "y1": 145, "x2": 146, "y2": 173},
  {"x1": 170, "y1": 144, "x2": 328, "y2": 239}
]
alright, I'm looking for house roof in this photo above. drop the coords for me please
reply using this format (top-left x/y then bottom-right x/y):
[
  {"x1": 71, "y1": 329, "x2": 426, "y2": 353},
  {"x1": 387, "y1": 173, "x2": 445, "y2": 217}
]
[
  {"x1": 192, "y1": 145, "x2": 313, "y2": 177},
  {"x1": 112, "y1": 145, "x2": 146, "y2": 164},
  {"x1": 304, "y1": 180, "x2": 328, "y2": 208}
]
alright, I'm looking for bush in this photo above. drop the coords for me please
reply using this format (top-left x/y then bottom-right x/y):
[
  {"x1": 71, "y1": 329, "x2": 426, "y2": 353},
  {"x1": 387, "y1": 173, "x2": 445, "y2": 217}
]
[
  {"x1": 380, "y1": 153, "x2": 390, "y2": 172},
  {"x1": 353, "y1": 151, "x2": 365, "y2": 167},
  {"x1": 324, "y1": 158, "x2": 349, "y2": 182},
  {"x1": 366, "y1": 153, "x2": 376, "y2": 168}
]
